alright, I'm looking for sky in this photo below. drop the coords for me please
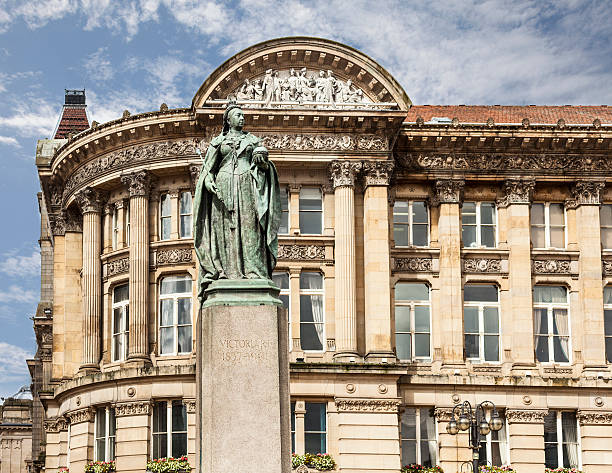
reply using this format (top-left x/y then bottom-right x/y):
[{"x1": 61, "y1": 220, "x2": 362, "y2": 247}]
[{"x1": 0, "y1": 0, "x2": 612, "y2": 399}]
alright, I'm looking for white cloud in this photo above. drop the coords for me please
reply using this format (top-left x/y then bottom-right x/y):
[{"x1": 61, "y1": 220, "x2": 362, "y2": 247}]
[
  {"x1": 0, "y1": 342, "x2": 32, "y2": 385},
  {"x1": 0, "y1": 249, "x2": 40, "y2": 277},
  {"x1": 0, "y1": 135, "x2": 20, "y2": 147},
  {"x1": 84, "y1": 47, "x2": 114, "y2": 82},
  {"x1": 0, "y1": 99, "x2": 58, "y2": 137},
  {"x1": 0, "y1": 285, "x2": 37, "y2": 304},
  {"x1": 0, "y1": 71, "x2": 39, "y2": 93}
]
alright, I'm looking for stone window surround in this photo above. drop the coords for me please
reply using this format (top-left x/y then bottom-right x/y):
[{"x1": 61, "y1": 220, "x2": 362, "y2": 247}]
[
  {"x1": 400, "y1": 406, "x2": 438, "y2": 467},
  {"x1": 393, "y1": 281, "x2": 432, "y2": 362},
  {"x1": 463, "y1": 283, "x2": 502, "y2": 364},
  {"x1": 158, "y1": 274, "x2": 194, "y2": 357},
  {"x1": 461, "y1": 201, "x2": 498, "y2": 249},
  {"x1": 94, "y1": 405, "x2": 116, "y2": 463},
  {"x1": 152, "y1": 400, "x2": 188, "y2": 460},
  {"x1": 299, "y1": 270, "x2": 326, "y2": 353},
  {"x1": 157, "y1": 188, "x2": 194, "y2": 242},
  {"x1": 291, "y1": 399, "x2": 329, "y2": 456},
  {"x1": 531, "y1": 202, "x2": 567, "y2": 250},
  {"x1": 392, "y1": 199, "x2": 430, "y2": 248},
  {"x1": 533, "y1": 285, "x2": 572, "y2": 365}
]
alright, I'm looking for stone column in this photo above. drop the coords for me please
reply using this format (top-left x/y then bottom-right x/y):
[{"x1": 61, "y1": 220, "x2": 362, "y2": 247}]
[
  {"x1": 434, "y1": 407, "x2": 471, "y2": 473},
  {"x1": 578, "y1": 410, "x2": 612, "y2": 473},
  {"x1": 114, "y1": 401, "x2": 151, "y2": 473},
  {"x1": 497, "y1": 179, "x2": 536, "y2": 369},
  {"x1": 289, "y1": 184, "x2": 301, "y2": 235},
  {"x1": 289, "y1": 268, "x2": 301, "y2": 353},
  {"x1": 506, "y1": 408, "x2": 548, "y2": 473},
  {"x1": 103, "y1": 203, "x2": 113, "y2": 253},
  {"x1": 64, "y1": 211, "x2": 84, "y2": 377},
  {"x1": 570, "y1": 181, "x2": 607, "y2": 370},
  {"x1": 294, "y1": 400, "x2": 306, "y2": 455},
  {"x1": 329, "y1": 160, "x2": 362, "y2": 361},
  {"x1": 66, "y1": 408, "x2": 95, "y2": 473},
  {"x1": 435, "y1": 179, "x2": 464, "y2": 367},
  {"x1": 362, "y1": 161, "x2": 395, "y2": 362},
  {"x1": 115, "y1": 200, "x2": 125, "y2": 249},
  {"x1": 169, "y1": 189, "x2": 180, "y2": 239},
  {"x1": 76, "y1": 187, "x2": 104, "y2": 372},
  {"x1": 49, "y1": 212, "x2": 67, "y2": 380},
  {"x1": 121, "y1": 170, "x2": 151, "y2": 364},
  {"x1": 43, "y1": 417, "x2": 68, "y2": 473}
]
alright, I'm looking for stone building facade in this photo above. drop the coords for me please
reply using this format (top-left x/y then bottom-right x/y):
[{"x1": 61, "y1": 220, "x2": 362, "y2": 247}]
[
  {"x1": 33, "y1": 37, "x2": 612, "y2": 473},
  {"x1": 0, "y1": 398, "x2": 33, "y2": 473}
]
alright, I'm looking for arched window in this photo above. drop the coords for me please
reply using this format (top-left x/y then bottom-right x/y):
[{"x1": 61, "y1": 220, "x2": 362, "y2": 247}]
[
  {"x1": 394, "y1": 282, "x2": 431, "y2": 361},
  {"x1": 159, "y1": 275, "x2": 193, "y2": 355}
]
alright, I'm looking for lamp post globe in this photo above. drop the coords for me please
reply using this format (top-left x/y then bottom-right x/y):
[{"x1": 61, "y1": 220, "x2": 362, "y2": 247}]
[
  {"x1": 478, "y1": 420, "x2": 491, "y2": 436},
  {"x1": 458, "y1": 414, "x2": 470, "y2": 431},
  {"x1": 446, "y1": 420, "x2": 459, "y2": 435},
  {"x1": 490, "y1": 414, "x2": 503, "y2": 432}
]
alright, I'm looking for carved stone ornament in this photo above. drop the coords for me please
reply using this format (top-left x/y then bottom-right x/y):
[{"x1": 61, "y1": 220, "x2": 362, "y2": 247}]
[
  {"x1": 189, "y1": 164, "x2": 202, "y2": 194},
  {"x1": 532, "y1": 259, "x2": 571, "y2": 274},
  {"x1": 434, "y1": 179, "x2": 465, "y2": 204},
  {"x1": 433, "y1": 407, "x2": 454, "y2": 422},
  {"x1": 114, "y1": 401, "x2": 151, "y2": 417},
  {"x1": 463, "y1": 258, "x2": 503, "y2": 273},
  {"x1": 496, "y1": 179, "x2": 536, "y2": 208},
  {"x1": 185, "y1": 400, "x2": 196, "y2": 414},
  {"x1": 334, "y1": 398, "x2": 400, "y2": 413},
  {"x1": 49, "y1": 212, "x2": 66, "y2": 236},
  {"x1": 399, "y1": 153, "x2": 612, "y2": 173},
  {"x1": 107, "y1": 257, "x2": 129, "y2": 277},
  {"x1": 157, "y1": 248, "x2": 193, "y2": 265},
  {"x1": 603, "y1": 260, "x2": 612, "y2": 276},
  {"x1": 505, "y1": 409, "x2": 549, "y2": 423},
  {"x1": 43, "y1": 417, "x2": 68, "y2": 433},
  {"x1": 362, "y1": 160, "x2": 394, "y2": 187},
  {"x1": 64, "y1": 208, "x2": 83, "y2": 233},
  {"x1": 278, "y1": 244, "x2": 326, "y2": 260},
  {"x1": 75, "y1": 186, "x2": 104, "y2": 214},
  {"x1": 66, "y1": 407, "x2": 95, "y2": 424},
  {"x1": 394, "y1": 257, "x2": 433, "y2": 272},
  {"x1": 570, "y1": 180, "x2": 605, "y2": 206},
  {"x1": 64, "y1": 139, "x2": 202, "y2": 199},
  {"x1": 329, "y1": 160, "x2": 363, "y2": 188},
  {"x1": 577, "y1": 410, "x2": 612, "y2": 425},
  {"x1": 121, "y1": 170, "x2": 151, "y2": 197},
  {"x1": 260, "y1": 133, "x2": 388, "y2": 152}
]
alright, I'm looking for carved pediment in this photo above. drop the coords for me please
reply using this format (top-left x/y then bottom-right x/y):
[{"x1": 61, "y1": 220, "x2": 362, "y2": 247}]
[{"x1": 193, "y1": 37, "x2": 411, "y2": 111}]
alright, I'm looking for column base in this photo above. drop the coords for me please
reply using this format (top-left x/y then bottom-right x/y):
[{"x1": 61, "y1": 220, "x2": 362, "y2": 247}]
[
  {"x1": 124, "y1": 356, "x2": 152, "y2": 368},
  {"x1": 582, "y1": 364, "x2": 609, "y2": 376},
  {"x1": 77, "y1": 364, "x2": 100, "y2": 375},
  {"x1": 333, "y1": 351, "x2": 362, "y2": 363},
  {"x1": 364, "y1": 351, "x2": 396, "y2": 364},
  {"x1": 440, "y1": 362, "x2": 467, "y2": 375}
]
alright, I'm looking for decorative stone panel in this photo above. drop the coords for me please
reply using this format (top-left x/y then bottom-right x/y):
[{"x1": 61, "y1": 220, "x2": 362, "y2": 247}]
[
  {"x1": 278, "y1": 244, "x2": 326, "y2": 261},
  {"x1": 433, "y1": 407, "x2": 454, "y2": 422},
  {"x1": 114, "y1": 401, "x2": 152, "y2": 417},
  {"x1": 462, "y1": 258, "x2": 504, "y2": 273},
  {"x1": 184, "y1": 400, "x2": 196, "y2": 414},
  {"x1": 106, "y1": 257, "x2": 129, "y2": 278},
  {"x1": 43, "y1": 417, "x2": 68, "y2": 433},
  {"x1": 505, "y1": 409, "x2": 548, "y2": 423},
  {"x1": 66, "y1": 407, "x2": 95, "y2": 424},
  {"x1": 577, "y1": 410, "x2": 612, "y2": 425},
  {"x1": 261, "y1": 133, "x2": 389, "y2": 151},
  {"x1": 334, "y1": 398, "x2": 400, "y2": 413},
  {"x1": 156, "y1": 248, "x2": 193, "y2": 265},
  {"x1": 531, "y1": 259, "x2": 572, "y2": 274},
  {"x1": 603, "y1": 260, "x2": 612, "y2": 276},
  {"x1": 394, "y1": 257, "x2": 433, "y2": 272}
]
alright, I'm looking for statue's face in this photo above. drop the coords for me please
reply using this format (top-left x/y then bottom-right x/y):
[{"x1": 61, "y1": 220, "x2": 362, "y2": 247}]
[{"x1": 228, "y1": 108, "x2": 244, "y2": 128}]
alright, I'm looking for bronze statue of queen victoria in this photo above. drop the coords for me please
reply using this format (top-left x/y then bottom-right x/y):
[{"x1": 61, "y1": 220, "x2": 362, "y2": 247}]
[{"x1": 193, "y1": 102, "x2": 281, "y2": 301}]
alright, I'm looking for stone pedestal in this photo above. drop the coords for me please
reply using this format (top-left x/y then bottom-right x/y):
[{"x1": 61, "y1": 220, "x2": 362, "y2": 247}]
[{"x1": 198, "y1": 280, "x2": 290, "y2": 473}]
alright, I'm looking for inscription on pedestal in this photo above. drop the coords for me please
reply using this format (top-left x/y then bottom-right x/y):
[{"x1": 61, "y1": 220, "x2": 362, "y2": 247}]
[{"x1": 219, "y1": 339, "x2": 275, "y2": 364}]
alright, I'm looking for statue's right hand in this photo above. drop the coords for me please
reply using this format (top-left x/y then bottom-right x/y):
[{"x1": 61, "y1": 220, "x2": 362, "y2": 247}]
[{"x1": 204, "y1": 174, "x2": 218, "y2": 195}]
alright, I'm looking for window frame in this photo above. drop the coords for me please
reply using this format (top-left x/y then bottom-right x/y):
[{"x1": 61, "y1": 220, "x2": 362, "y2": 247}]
[
  {"x1": 125, "y1": 201, "x2": 130, "y2": 246},
  {"x1": 400, "y1": 407, "x2": 438, "y2": 467},
  {"x1": 151, "y1": 400, "x2": 188, "y2": 460},
  {"x1": 531, "y1": 202, "x2": 566, "y2": 249},
  {"x1": 299, "y1": 271, "x2": 325, "y2": 352},
  {"x1": 463, "y1": 284, "x2": 501, "y2": 363},
  {"x1": 279, "y1": 186, "x2": 289, "y2": 235},
  {"x1": 179, "y1": 191, "x2": 193, "y2": 239},
  {"x1": 544, "y1": 410, "x2": 581, "y2": 470},
  {"x1": 477, "y1": 414, "x2": 509, "y2": 467},
  {"x1": 94, "y1": 406, "x2": 116, "y2": 462},
  {"x1": 600, "y1": 203, "x2": 612, "y2": 250},
  {"x1": 461, "y1": 201, "x2": 497, "y2": 248},
  {"x1": 159, "y1": 275, "x2": 193, "y2": 356},
  {"x1": 111, "y1": 205, "x2": 119, "y2": 250},
  {"x1": 298, "y1": 187, "x2": 323, "y2": 235},
  {"x1": 393, "y1": 200, "x2": 430, "y2": 247},
  {"x1": 159, "y1": 193, "x2": 172, "y2": 241},
  {"x1": 303, "y1": 401, "x2": 327, "y2": 454},
  {"x1": 603, "y1": 286, "x2": 612, "y2": 363},
  {"x1": 111, "y1": 284, "x2": 129, "y2": 363},
  {"x1": 533, "y1": 286, "x2": 571, "y2": 364},
  {"x1": 394, "y1": 282, "x2": 431, "y2": 361}
]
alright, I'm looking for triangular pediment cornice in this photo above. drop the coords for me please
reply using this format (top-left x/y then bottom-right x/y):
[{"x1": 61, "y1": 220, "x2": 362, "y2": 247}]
[{"x1": 192, "y1": 37, "x2": 412, "y2": 112}]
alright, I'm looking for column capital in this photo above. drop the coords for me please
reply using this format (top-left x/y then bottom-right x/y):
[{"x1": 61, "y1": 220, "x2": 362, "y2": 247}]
[
  {"x1": 568, "y1": 180, "x2": 606, "y2": 207},
  {"x1": 49, "y1": 212, "x2": 66, "y2": 236},
  {"x1": 329, "y1": 160, "x2": 363, "y2": 189},
  {"x1": 64, "y1": 208, "x2": 83, "y2": 233},
  {"x1": 577, "y1": 409, "x2": 612, "y2": 425},
  {"x1": 496, "y1": 178, "x2": 536, "y2": 208},
  {"x1": 433, "y1": 179, "x2": 465, "y2": 204},
  {"x1": 362, "y1": 160, "x2": 394, "y2": 187},
  {"x1": 65, "y1": 407, "x2": 95, "y2": 424},
  {"x1": 75, "y1": 187, "x2": 104, "y2": 214},
  {"x1": 121, "y1": 170, "x2": 152, "y2": 197},
  {"x1": 505, "y1": 408, "x2": 549, "y2": 424}
]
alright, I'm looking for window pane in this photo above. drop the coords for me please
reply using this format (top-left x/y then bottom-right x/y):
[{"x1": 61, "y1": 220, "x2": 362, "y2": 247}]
[
  {"x1": 113, "y1": 307, "x2": 123, "y2": 334},
  {"x1": 480, "y1": 203, "x2": 495, "y2": 224},
  {"x1": 160, "y1": 327, "x2": 174, "y2": 354},
  {"x1": 484, "y1": 307, "x2": 499, "y2": 333},
  {"x1": 180, "y1": 192, "x2": 192, "y2": 214},
  {"x1": 280, "y1": 187, "x2": 289, "y2": 210},
  {"x1": 550, "y1": 227, "x2": 565, "y2": 248},
  {"x1": 153, "y1": 433, "x2": 167, "y2": 459},
  {"x1": 172, "y1": 402, "x2": 187, "y2": 431},
  {"x1": 108, "y1": 409, "x2": 116, "y2": 435},
  {"x1": 279, "y1": 213, "x2": 289, "y2": 234},
  {"x1": 280, "y1": 294, "x2": 289, "y2": 309},
  {"x1": 532, "y1": 227, "x2": 545, "y2": 248},
  {"x1": 161, "y1": 276, "x2": 192, "y2": 295},
  {"x1": 394, "y1": 224, "x2": 409, "y2": 246},
  {"x1": 161, "y1": 219, "x2": 171, "y2": 240},
  {"x1": 549, "y1": 204, "x2": 564, "y2": 225},
  {"x1": 272, "y1": 272, "x2": 289, "y2": 289},
  {"x1": 601, "y1": 204, "x2": 612, "y2": 225},
  {"x1": 462, "y1": 202, "x2": 477, "y2": 223},
  {"x1": 465, "y1": 284, "x2": 498, "y2": 302},
  {"x1": 178, "y1": 326, "x2": 192, "y2": 353},
  {"x1": 553, "y1": 337, "x2": 570, "y2": 363},
  {"x1": 484, "y1": 335, "x2": 499, "y2": 361},
  {"x1": 535, "y1": 335, "x2": 549, "y2": 362},
  {"x1": 305, "y1": 433, "x2": 325, "y2": 454},
  {"x1": 153, "y1": 402, "x2": 167, "y2": 433},
  {"x1": 481, "y1": 226, "x2": 496, "y2": 247},
  {"x1": 531, "y1": 203, "x2": 545, "y2": 224},
  {"x1": 553, "y1": 309, "x2": 568, "y2": 335},
  {"x1": 160, "y1": 299, "x2": 173, "y2": 326},
  {"x1": 401, "y1": 408, "x2": 417, "y2": 439},
  {"x1": 412, "y1": 201, "x2": 428, "y2": 223},
  {"x1": 606, "y1": 310, "x2": 612, "y2": 335},
  {"x1": 465, "y1": 334, "x2": 479, "y2": 358},
  {"x1": 113, "y1": 335, "x2": 122, "y2": 361},
  {"x1": 607, "y1": 338, "x2": 612, "y2": 363},
  {"x1": 464, "y1": 307, "x2": 479, "y2": 333},
  {"x1": 178, "y1": 298, "x2": 192, "y2": 325},
  {"x1": 544, "y1": 412, "x2": 557, "y2": 441},
  {"x1": 414, "y1": 306, "x2": 430, "y2": 332},
  {"x1": 396, "y1": 333, "x2": 411, "y2": 360},
  {"x1": 561, "y1": 412, "x2": 577, "y2": 443},
  {"x1": 299, "y1": 188, "x2": 322, "y2": 210},
  {"x1": 161, "y1": 194, "x2": 171, "y2": 216},
  {"x1": 113, "y1": 284, "x2": 129, "y2": 302},
  {"x1": 534, "y1": 308, "x2": 548, "y2": 334},
  {"x1": 299, "y1": 212, "x2": 322, "y2": 234},
  {"x1": 300, "y1": 272, "x2": 322, "y2": 290},
  {"x1": 601, "y1": 228, "x2": 612, "y2": 249},
  {"x1": 172, "y1": 433, "x2": 187, "y2": 457},
  {"x1": 393, "y1": 202, "x2": 409, "y2": 223},
  {"x1": 420, "y1": 441, "x2": 434, "y2": 467},
  {"x1": 462, "y1": 225, "x2": 477, "y2": 247},
  {"x1": 604, "y1": 287, "x2": 612, "y2": 305},
  {"x1": 396, "y1": 283, "x2": 428, "y2": 301},
  {"x1": 180, "y1": 215, "x2": 192, "y2": 238},
  {"x1": 300, "y1": 323, "x2": 323, "y2": 351},
  {"x1": 414, "y1": 333, "x2": 430, "y2": 357},
  {"x1": 305, "y1": 403, "x2": 326, "y2": 431},
  {"x1": 412, "y1": 224, "x2": 428, "y2": 246},
  {"x1": 96, "y1": 408, "x2": 106, "y2": 437},
  {"x1": 401, "y1": 440, "x2": 417, "y2": 466},
  {"x1": 534, "y1": 286, "x2": 566, "y2": 303},
  {"x1": 395, "y1": 306, "x2": 411, "y2": 333},
  {"x1": 96, "y1": 439, "x2": 105, "y2": 461}
]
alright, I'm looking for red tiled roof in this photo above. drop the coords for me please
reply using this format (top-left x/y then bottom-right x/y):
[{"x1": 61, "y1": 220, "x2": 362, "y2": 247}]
[
  {"x1": 404, "y1": 105, "x2": 612, "y2": 125},
  {"x1": 54, "y1": 106, "x2": 89, "y2": 139}
]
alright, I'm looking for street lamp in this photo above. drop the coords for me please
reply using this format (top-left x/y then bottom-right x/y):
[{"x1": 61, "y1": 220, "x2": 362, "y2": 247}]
[{"x1": 446, "y1": 401, "x2": 503, "y2": 472}]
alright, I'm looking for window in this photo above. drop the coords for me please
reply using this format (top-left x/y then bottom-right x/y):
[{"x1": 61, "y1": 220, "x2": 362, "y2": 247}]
[
  {"x1": 604, "y1": 287, "x2": 612, "y2": 363},
  {"x1": 299, "y1": 188, "x2": 322, "y2": 234},
  {"x1": 111, "y1": 206, "x2": 119, "y2": 250},
  {"x1": 531, "y1": 203, "x2": 565, "y2": 249},
  {"x1": 534, "y1": 286, "x2": 570, "y2": 363},
  {"x1": 304, "y1": 402, "x2": 326, "y2": 454},
  {"x1": 112, "y1": 285, "x2": 129, "y2": 362},
  {"x1": 179, "y1": 192, "x2": 192, "y2": 239},
  {"x1": 125, "y1": 202, "x2": 130, "y2": 246},
  {"x1": 544, "y1": 411, "x2": 580, "y2": 469},
  {"x1": 464, "y1": 285, "x2": 500, "y2": 362},
  {"x1": 159, "y1": 276, "x2": 193, "y2": 355},
  {"x1": 601, "y1": 204, "x2": 612, "y2": 249},
  {"x1": 160, "y1": 194, "x2": 171, "y2": 240},
  {"x1": 152, "y1": 401, "x2": 187, "y2": 459},
  {"x1": 299, "y1": 272, "x2": 324, "y2": 351},
  {"x1": 394, "y1": 283, "x2": 431, "y2": 361},
  {"x1": 279, "y1": 186, "x2": 289, "y2": 234},
  {"x1": 462, "y1": 202, "x2": 496, "y2": 248},
  {"x1": 478, "y1": 415, "x2": 508, "y2": 467},
  {"x1": 393, "y1": 201, "x2": 429, "y2": 247},
  {"x1": 272, "y1": 271, "x2": 290, "y2": 348},
  {"x1": 94, "y1": 407, "x2": 116, "y2": 462},
  {"x1": 400, "y1": 407, "x2": 437, "y2": 467},
  {"x1": 291, "y1": 402, "x2": 296, "y2": 453}
]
